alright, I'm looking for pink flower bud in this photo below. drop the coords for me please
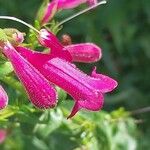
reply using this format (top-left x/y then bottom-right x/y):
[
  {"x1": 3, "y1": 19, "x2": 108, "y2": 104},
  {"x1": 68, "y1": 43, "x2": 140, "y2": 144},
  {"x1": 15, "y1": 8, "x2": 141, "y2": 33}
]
[
  {"x1": 12, "y1": 32, "x2": 24, "y2": 44},
  {"x1": 41, "y1": 1, "x2": 58, "y2": 25}
]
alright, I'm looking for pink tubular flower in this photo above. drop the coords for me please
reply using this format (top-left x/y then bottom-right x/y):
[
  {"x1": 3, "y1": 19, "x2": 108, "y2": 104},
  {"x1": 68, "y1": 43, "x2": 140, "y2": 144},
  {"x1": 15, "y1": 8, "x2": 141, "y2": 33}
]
[
  {"x1": 16, "y1": 45, "x2": 117, "y2": 118},
  {"x1": 39, "y1": 29, "x2": 102, "y2": 63},
  {"x1": 2, "y1": 42, "x2": 57, "y2": 109},
  {"x1": 0, "y1": 129, "x2": 7, "y2": 144},
  {"x1": 37, "y1": 58, "x2": 117, "y2": 118},
  {"x1": 40, "y1": 0, "x2": 96, "y2": 25},
  {"x1": 0, "y1": 85, "x2": 8, "y2": 109}
]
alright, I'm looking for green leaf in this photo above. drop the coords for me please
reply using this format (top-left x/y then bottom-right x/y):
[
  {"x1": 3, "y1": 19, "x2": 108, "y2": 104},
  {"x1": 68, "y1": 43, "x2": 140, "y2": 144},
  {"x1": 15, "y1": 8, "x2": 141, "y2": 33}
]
[
  {"x1": 0, "y1": 62, "x2": 13, "y2": 77},
  {"x1": 0, "y1": 28, "x2": 8, "y2": 43},
  {"x1": 0, "y1": 106, "x2": 19, "y2": 121}
]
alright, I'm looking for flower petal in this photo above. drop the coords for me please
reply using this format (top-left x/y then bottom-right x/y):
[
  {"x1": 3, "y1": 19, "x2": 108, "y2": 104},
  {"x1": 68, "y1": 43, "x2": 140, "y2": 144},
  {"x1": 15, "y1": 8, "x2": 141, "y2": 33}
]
[
  {"x1": 65, "y1": 43, "x2": 102, "y2": 63},
  {"x1": 3, "y1": 42, "x2": 57, "y2": 109},
  {"x1": 0, "y1": 85, "x2": 8, "y2": 109},
  {"x1": 91, "y1": 67, "x2": 118, "y2": 93},
  {"x1": 39, "y1": 29, "x2": 63, "y2": 51}
]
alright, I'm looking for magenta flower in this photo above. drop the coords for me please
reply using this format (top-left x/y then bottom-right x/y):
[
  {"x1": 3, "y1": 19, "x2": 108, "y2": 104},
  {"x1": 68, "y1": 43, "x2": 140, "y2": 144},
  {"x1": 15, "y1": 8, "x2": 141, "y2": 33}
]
[
  {"x1": 0, "y1": 85, "x2": 8, "y2": 109},
  {"x1": 40, "y1": 0, "x2": 96, "y2": 25},
  {"x1": 16, "y1": 44, "x2": 117, "y2": 118},
  {"x1": 1, "y1": 28, "x2": 117, "y2": 118},
  {"x1": 35, "y1": 58, "x2": 117, "y2": 118},
  {"x1": 2, "y1": 42, "x2": 57, "y2": 109},
  {"x1": 39, "y1": 29, "x2": 102, "y2": 63},
  {"x1": 0, "y1": 129, "x2": 7, "y2": 144}
]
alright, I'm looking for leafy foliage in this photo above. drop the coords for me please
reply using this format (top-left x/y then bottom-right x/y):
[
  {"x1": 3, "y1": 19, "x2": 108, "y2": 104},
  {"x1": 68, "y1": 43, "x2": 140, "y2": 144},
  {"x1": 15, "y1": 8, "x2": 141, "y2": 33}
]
[{"x1": 0, "y1": 104, "x2": 137, "y2": 150}]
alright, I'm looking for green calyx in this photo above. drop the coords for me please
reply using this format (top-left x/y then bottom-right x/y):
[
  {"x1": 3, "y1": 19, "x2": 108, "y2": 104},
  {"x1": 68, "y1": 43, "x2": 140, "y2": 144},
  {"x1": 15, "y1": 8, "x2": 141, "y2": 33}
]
[
  {"x1": 0, "y1": 28, "x2": 24, "y2": 47},
  {"x1": 0, "y1": 28, "x2": 8, "y2": 43}
]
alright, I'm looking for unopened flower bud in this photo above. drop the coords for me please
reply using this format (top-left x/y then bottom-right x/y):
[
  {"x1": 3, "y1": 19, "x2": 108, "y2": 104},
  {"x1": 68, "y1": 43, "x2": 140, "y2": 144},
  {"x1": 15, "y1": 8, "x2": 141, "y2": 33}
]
[
  {"x1": 12, "y1": 32, "x2": 24, "y2": 44},
  {"x1": 0, "y1": 28, "x2": 24, "y2": 47},
  {"x1": 37, "y1": 0, "x2": 58, "y2": 25},
  {"x1": 61, "y1": 34, "x2": 72, "y2": 46}
]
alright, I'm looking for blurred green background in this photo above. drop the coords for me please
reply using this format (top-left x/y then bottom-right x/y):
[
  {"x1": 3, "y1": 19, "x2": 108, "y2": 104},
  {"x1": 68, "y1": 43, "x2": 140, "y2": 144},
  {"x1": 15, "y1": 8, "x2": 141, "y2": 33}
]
[{"x1": 0, "y1": 0, "x2": 150, "y2": 149}]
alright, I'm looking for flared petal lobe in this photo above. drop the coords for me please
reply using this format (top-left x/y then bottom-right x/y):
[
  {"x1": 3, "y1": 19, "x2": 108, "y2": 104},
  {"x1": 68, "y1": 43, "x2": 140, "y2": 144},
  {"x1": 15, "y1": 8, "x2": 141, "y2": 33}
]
[
  {"x1": 2, "y1": 42, "x2": 57, "y2": 109},
  {"x1": 0, "y1": 85, "x2": 8, "y2": 109},
  {"x1": 91, "y1": 67, "x2": 118, "y2": 93},
  {"x1": 65, "y1": 43, "x2": 102, "y2": 63}
]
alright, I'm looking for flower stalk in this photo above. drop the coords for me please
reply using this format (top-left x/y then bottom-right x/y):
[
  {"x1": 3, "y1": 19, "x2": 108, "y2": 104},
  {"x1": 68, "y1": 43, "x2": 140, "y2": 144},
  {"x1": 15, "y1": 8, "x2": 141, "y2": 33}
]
[{"x1": 0, "y1": 16, "x2": 40, "y2": 33}]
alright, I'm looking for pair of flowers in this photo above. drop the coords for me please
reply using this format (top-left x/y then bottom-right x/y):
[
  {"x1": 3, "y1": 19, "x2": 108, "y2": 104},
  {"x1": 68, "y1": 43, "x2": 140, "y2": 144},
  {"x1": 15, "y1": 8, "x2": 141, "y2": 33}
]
[{"x1": 0, "y1": 28, "x2": 117, "y2": 118}]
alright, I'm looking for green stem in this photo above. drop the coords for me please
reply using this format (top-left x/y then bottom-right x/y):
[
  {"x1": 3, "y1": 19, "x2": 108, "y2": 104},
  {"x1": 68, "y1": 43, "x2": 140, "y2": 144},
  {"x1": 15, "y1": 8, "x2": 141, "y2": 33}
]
[{"x1": 0, "y1": 16, "x2": 39, "y2": 33}]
